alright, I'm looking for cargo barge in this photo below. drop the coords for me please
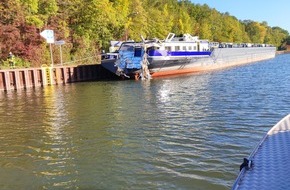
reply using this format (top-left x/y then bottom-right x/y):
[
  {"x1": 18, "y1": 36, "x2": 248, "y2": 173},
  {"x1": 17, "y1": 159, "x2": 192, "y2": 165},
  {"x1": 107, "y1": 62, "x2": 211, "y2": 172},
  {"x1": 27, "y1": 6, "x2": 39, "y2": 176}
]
[{"x1": 101, "y1": 33, "x2": 276, "y2": 79}]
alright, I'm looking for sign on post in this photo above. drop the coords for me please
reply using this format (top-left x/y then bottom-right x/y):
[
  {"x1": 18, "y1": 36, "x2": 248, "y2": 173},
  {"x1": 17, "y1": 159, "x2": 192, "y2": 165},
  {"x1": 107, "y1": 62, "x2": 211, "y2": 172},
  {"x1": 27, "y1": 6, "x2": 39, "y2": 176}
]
[
  {"x1": 40, "y1": 30, "x2": 55, "y2": 43},
  {"x1": 55, "y1": 40, "x2": 65, "y2": 45},
  {"x1": 40, "y1": 29, "x2": 55, "y2": 67},
  {"x1": 55, "y1": 40, "x2": 65, "y2": 65}
]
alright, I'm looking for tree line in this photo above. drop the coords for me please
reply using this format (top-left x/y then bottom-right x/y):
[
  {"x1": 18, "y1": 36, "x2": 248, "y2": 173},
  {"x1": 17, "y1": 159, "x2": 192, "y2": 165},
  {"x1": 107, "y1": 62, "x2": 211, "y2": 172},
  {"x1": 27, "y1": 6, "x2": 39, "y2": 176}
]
[{"x1": 0, "y1": 0, "x2": 289, "y2": 67}]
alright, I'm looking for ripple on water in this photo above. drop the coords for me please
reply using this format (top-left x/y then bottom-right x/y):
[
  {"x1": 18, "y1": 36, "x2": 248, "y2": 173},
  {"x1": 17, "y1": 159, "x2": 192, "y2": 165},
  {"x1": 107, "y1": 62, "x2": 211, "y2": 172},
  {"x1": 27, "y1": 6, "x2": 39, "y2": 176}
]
[{"x1": 0, "y1": 55, "x2": 290, "y2": 189}]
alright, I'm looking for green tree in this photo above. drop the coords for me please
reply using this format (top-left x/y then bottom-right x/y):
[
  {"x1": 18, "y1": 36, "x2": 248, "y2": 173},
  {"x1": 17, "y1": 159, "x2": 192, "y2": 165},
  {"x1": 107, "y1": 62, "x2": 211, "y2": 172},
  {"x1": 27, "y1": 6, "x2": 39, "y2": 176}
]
[
  {"x1": 271, "y1": 27, "x2": 289, "y2": 49},
  {"x1": 68, "y1": 0, "x2": 118, "y2": 56},
  {"x1": 127, "y1": 0, "x2": 148, "y2": 40},
  {"x1": 244, "y1": 20, "x2": 266, "y2": 43},
  {"x1": 111, "y1": 0, "x2": 130, "y2": 40},
  {"x1": 145, "y1": 2, "x2": 174, "y2": 38},
  {"x1": 2, "y1": 0, "x2": 290, "y2": 66}
]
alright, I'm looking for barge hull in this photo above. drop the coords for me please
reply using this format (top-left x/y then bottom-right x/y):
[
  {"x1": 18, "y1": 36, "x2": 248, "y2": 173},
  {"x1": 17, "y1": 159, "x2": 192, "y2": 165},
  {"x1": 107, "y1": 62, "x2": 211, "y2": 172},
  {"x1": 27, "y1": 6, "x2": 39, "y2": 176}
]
[
  {"x1": 150, "y1": 47, "x2": 276, "y2": 77},
  {"x1": 101, "y1": 47, "x2": 276, "y2": 78}
]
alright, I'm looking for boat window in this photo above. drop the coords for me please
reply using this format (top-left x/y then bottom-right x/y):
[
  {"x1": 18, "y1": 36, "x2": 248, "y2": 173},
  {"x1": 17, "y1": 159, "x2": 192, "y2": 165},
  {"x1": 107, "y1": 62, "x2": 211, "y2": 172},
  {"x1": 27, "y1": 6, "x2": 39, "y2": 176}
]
[
  {"x1": 165, "y1": 46, "x2": 171, "y2": 51},
  {"x1": 175, "y1": 46, "x2": 180, "y2": 51},
  {"x1": 182, "y1": 46, "x2": 186, "y2": 51},
  {"x1": 134, "y1": 47, "x2": 142, "y2": 57},
  {"x1": 147, "y1": 46, "x2": 159, "y2": 51},
  {"x1": 120, "y1": 44, "x2": 134, "y2": 51},
  {"x1": 188, "y1": 46, "x2": 192, "y2": 50},
  {"x1": 194, "y1": 46, "x2": 197, "y2": 50}
]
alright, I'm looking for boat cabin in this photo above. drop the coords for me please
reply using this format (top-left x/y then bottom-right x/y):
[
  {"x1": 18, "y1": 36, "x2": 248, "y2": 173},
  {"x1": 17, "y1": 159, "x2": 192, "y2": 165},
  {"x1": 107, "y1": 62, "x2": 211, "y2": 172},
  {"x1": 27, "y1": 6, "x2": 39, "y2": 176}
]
[{"x1": 161, "y1": 33, "x2": 210, "y2": 52}]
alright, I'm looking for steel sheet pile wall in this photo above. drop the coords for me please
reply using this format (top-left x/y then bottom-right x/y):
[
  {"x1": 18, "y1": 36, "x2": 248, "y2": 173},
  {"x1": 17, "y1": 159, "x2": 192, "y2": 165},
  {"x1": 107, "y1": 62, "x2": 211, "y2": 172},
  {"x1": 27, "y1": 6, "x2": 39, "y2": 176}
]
[{"x1": 0, "y1": 64, "x2": 117, "y2": 91}]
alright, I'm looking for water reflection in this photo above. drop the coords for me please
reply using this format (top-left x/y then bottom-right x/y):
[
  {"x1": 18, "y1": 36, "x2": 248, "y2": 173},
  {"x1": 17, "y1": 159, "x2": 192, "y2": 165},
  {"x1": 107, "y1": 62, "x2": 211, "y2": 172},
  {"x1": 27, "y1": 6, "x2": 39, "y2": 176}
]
[
  {"x1": 0, "y1": 87, "x2": 78, "y2": 189},
  {"x1": 38, "y1": 86, "x2": 77, "y2": 189},
  {"x1": 0, "y1": 54, "x2": 290, "y2": 189}
]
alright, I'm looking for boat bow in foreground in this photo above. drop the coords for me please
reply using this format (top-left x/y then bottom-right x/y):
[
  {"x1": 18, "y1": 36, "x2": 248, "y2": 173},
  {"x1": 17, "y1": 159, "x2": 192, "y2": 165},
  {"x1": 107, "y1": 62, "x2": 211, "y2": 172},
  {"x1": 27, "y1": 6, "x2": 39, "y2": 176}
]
[{"x1": 232, "y1": 114, "x2": 290, "y2": 190}]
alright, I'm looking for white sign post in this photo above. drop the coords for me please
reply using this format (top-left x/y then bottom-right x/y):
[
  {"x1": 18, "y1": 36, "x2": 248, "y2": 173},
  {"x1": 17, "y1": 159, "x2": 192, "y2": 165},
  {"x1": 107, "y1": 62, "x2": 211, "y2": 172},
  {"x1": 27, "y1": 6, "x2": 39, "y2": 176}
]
[
  {"x1": 40, "y1": 30, "x2": 55, "y2": 67},
  {"x1": 55, "y1": 40, "x2": 65, "y2": 65}
]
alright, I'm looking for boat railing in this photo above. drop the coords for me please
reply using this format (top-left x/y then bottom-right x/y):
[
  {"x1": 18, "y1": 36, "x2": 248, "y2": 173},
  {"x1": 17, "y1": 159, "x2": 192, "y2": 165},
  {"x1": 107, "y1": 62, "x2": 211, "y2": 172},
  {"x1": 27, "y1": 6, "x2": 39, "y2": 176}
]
[{"x1": 165, "y1": 33, "x2": 175, "y2": 42}]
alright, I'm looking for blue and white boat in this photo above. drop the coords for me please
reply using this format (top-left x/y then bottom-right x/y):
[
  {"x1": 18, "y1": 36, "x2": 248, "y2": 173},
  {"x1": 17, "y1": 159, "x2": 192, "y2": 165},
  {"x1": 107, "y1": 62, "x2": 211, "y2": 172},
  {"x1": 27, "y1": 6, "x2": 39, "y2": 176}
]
[{"x1": 101, "y1": 33, "x2": 276, "y2": 79}]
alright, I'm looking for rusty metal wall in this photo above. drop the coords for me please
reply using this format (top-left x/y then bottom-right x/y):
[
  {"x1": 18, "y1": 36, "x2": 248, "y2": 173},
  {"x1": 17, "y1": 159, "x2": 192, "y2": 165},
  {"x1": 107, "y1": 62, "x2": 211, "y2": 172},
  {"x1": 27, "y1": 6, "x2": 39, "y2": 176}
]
[{"x1": 0, "y1": 64, "x2": 117, "y2": 91}]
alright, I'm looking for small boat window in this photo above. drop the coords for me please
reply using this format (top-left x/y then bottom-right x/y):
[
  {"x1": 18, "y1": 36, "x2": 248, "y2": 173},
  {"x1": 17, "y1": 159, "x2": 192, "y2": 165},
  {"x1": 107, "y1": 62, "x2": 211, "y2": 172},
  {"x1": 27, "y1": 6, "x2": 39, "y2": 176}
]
[
  {"x1": 175, "y1": 46, "x2": 180, "y2": 51},
  {"x1": 134, "y1": 47, "x2": 142, "y2": 57},
  {"x1": 147, "y1": 46, "x2": 159, "y2": 51},
  {"x1": 120, "y1": 44, "x2": 134, "y2": 51},
  {"x1": 194, "y1": 46, "x2": 197, "y2": 50},
  {"x1": 165, "y1": 46, "x2": 171, "y2": 51},
  {"x1": 182, "y1": 46, "x2": 186, "y2": 51},
  {"x1": 188, "y1": 46, "x2": 192, "y2": 50}
]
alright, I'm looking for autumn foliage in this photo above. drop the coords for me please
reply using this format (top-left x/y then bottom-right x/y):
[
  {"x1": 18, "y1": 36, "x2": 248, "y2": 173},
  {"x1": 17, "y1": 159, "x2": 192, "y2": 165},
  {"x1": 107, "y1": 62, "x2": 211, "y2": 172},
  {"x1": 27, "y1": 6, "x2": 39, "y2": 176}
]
[{"x1": 0, "y1": 0, "x2": 289, "y2": 67}]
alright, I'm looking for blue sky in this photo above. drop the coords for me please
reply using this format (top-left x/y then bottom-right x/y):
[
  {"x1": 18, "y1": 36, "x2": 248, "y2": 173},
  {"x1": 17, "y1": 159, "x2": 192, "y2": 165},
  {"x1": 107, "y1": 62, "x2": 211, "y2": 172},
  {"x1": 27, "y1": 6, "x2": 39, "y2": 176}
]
[{"x1": 190, "y1": 0, "x2": 290, "y2": 33}]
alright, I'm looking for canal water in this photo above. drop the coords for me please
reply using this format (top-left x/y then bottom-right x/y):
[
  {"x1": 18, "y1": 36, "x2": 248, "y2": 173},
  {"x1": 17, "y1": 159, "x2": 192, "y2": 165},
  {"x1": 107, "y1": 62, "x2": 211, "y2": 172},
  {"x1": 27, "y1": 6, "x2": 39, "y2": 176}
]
[{"x1": 1, "y1": 54, "x2": 290, "y2": 190}]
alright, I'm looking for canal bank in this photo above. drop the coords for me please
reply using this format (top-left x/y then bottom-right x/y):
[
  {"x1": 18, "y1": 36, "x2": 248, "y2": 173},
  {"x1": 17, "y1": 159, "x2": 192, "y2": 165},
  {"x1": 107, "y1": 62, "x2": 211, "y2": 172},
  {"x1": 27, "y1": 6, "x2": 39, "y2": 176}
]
[{"x1": 0, "y1": 64, "x2": 118, "y2": 91}]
